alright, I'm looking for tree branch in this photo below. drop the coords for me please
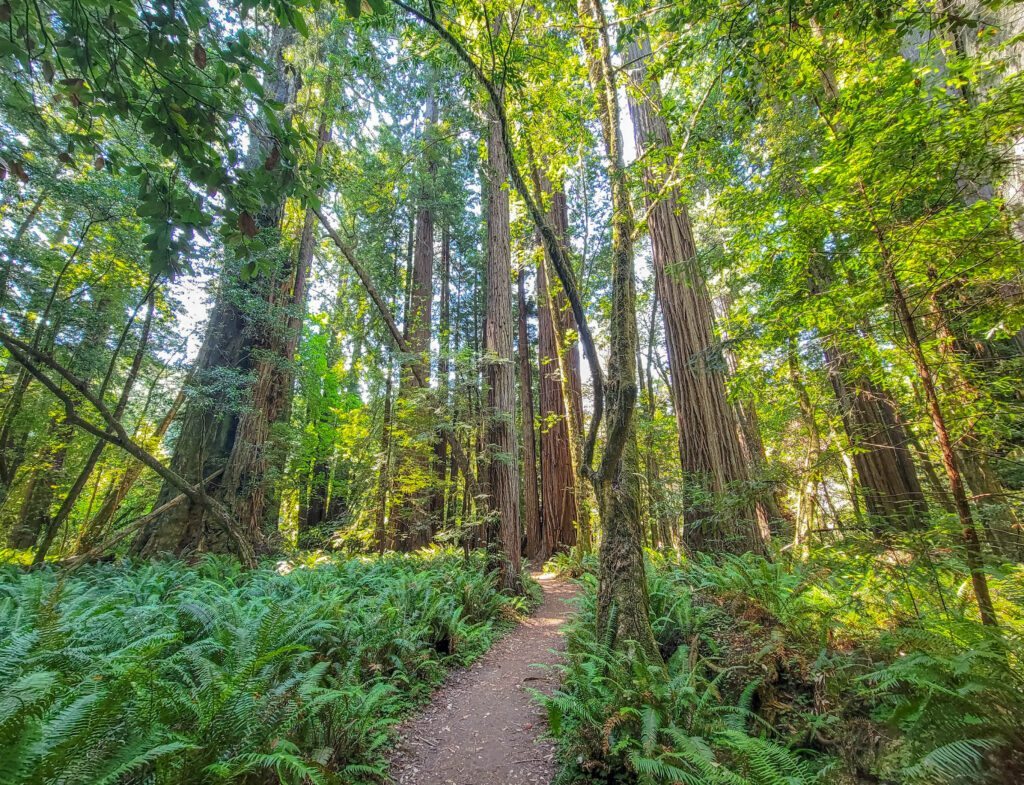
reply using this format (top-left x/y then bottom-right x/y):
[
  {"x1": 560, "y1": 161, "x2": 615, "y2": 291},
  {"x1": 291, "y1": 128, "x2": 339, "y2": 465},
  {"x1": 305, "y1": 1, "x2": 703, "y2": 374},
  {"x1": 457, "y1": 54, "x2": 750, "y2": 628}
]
[{"x1": 0, "y1": 330, "x2": 257, "y2": 567}]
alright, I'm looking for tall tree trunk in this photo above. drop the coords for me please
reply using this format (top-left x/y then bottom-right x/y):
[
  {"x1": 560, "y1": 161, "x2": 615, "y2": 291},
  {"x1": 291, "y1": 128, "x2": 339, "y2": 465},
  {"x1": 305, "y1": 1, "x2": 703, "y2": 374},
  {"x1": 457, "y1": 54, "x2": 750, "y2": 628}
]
[
  {"x1": 431, "y1": 226, "x2": 452, "y2": 527},
  {"x1": 640, "y1": 292, "x2": 675, "y2": 552},
  {"x1": 804, "y1": 255, "x2": 929, "y2": 532},
  {"x1": 294, "y1": 89, "x2": 335, "y2": 543},
  {"x1": 375, "y1": 371, "x2": 394, "y2": 554},
  {"x1": 304, "y1": 253, "x2": 346, "y2": 541},
  {"x1": 713, "y1": 288, "x2": 786, "y2": 532},
  {"x1": 787, "y1": 343, "x2": 822, "y2": 558},
  {"x1": 823, "y1": 341, "x2": 929, "y2": 531},
  {"x1": 925, "y1": 268, "x2": 1023, "y2": 559},
  {"x1": 483, "y1": 94, "x2": 523, "y2": 592},
  {"x1": 625, "y1": 31, "x2": 765, "y2": 557},
  {"x1": 73, "y1": 384, "x2": 185, "y2": 554},
  {"x1": 580, "y1": 0, "x2": 660, "y2": 661},
  {"x1": 394, "y1": 87, "x2": 438, "y2": 552},
  {"x1": 544, "y1": 181, "x2": 591, "y2": 551},
  {"x1": 11, "y1": 288, "x2": 113, "y2": 550},
  {"x1": 805, "y1": 23, "x2": 929, "y2": 535},
  {"x1": 131, "y1": 27, "x2": 301, "y2": 560},
  {"x1": 536, "y1": 242, "x2": 579, "y2": 559},
  {"x1": 518, "y1": 268, "x2": 542, "y2": 561},
  {"x1": 2, "y1": 232, "x2": 93, "y2": 530}
]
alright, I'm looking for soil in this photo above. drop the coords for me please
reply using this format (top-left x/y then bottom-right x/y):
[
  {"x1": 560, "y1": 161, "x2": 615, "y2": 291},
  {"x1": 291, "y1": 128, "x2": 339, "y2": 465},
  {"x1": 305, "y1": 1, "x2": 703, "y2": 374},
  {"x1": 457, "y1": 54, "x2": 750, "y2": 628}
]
[{"x1": 388, "y1": 573, "x2": 577, "y2": 785}]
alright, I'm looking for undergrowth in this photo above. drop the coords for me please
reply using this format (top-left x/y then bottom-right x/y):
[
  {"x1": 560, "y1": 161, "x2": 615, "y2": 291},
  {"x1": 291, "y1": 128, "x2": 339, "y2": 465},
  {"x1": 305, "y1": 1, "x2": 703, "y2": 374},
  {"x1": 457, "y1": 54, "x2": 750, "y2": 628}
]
[
  {"x1": 543, "y1": 548, "x2": 1024, "y2": 785},
  {"x1": 0, "y1": 547, "x2": 526, "y2": 784}
]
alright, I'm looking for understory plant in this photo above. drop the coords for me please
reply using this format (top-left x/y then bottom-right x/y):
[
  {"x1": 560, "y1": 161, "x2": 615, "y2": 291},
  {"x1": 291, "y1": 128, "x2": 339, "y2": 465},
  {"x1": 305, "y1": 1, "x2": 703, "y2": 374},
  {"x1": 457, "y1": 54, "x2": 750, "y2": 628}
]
[
  {"x1": 541, "y1": 569, "x2": 830, "y2": 785},
  {"x1": 544, "y1": 550, "x2": 1024, "y2": 784},
  {"x1": 0, "y1": 548, "x2": 524, "y2": 784}
]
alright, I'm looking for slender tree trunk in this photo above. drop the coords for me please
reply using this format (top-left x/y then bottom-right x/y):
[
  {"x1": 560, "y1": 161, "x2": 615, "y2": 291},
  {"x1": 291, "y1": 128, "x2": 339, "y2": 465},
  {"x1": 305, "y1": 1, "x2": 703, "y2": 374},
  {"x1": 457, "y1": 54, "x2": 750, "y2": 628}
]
[
  {"x1": 73, "y1": 384, "x2": 186, "y2": 554},
  {"x1": 823, "y1": 341, "x2": 929, "y2": 531},
  {"x1": 294, "y1": 90, "x2": 336, "y2": 542},
  {"x1": 304, "y1": 261, "x2": 347, "y2": 540},
  {"x1": 805, "y1": 23, "x2": 929, "y2": 535},
  {"x1": 787, "y1": 343, "x2": 822, "y2": 558},
  {"x1": 925, "y1": 268, "x2": 1023, "y2": 559},
  {"x1": 713, "y1": 288, "x2": 786, "y2": 533},
  {"x1": 640, "y1": 292, "x2": 674, "y2": 552},
  {"x1": 376, "y1": 371, "x2": 394, "y2": 554},
  {"x1": 544, "y1": 183, "x2": 591, "y2": 551},
  {"x1": 518, "y1": 268, "x2": 542, "y2": 561},
  {"x1": 626, "y1": 31, "x2": 765, "y2": 557},
  {"x1": 483, "y1": 94, "x2": 523, "y2": 592},
  {"x1": 862, "y1": 181, "x2": 997, "y2": 626},
  {"x1": 432, "y1": 226, "x2": 452, "y2": 527},
  {"x1": 580, "y1": 0, "x2": 660, "y2": 661},
  {"x1": 11, "y1": 287, "x2": 113, "y2": 550},
  {"x1": 1, "y1": 233, "x2": 92, "y2": 521},
  {"x1": 34, "y1": 296, "x2": 156, "y2": 562},
  {"x1": 394, "y1": 87, "x2": 438, "y2": 552}
]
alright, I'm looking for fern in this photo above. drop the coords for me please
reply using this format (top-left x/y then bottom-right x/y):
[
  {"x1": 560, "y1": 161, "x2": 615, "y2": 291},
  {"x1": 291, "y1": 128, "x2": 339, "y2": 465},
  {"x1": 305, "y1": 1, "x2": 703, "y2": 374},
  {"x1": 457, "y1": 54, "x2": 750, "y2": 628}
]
[{"x1": 0, "y1": 548, "x2": 518, "y2": 784}]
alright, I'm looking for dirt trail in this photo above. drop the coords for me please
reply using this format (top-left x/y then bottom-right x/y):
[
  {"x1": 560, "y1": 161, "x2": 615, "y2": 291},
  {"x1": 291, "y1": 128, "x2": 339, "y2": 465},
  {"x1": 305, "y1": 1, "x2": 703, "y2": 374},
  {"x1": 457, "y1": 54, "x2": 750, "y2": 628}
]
[{"x1": 389, "y1": 573, "x2": 577, "y2": 785}]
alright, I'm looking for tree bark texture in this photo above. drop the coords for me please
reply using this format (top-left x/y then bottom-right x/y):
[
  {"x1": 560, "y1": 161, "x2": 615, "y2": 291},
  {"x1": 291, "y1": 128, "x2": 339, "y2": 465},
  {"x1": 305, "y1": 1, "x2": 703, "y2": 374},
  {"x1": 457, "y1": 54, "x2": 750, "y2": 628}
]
[
  {"x1": 824, "y1": 344, "x2": 929, "y2": 531},
  {"x1": 536, "y1": 243, "x2": 579, "y2": 559},
  {"x1": 518, "y1": 269, "x2": 543, "y2": 560},
  {"x1": 626, "y1": 32, "x2": 766, "y2": 558},
  {"x1": 132, "y1": 27, "x2": 302, "y2": 560},
  {"x1": 393, "y1": 88, "x2": 439, "y2": 552},
  {"x1": 580, "y1": 0, "x2": 661, "y2": 662},
  {"x1": 483, "y1": 98, "x2": 523, "y2": 592}
]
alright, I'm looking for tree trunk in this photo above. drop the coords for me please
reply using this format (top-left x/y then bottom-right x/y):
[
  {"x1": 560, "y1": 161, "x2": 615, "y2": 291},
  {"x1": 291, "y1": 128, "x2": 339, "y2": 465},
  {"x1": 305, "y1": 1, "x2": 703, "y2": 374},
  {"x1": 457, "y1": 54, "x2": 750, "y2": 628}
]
[
  {"x1": 580, "y1": 0, "x2": 661, "y2": 662},
  {"x1": 34, "y1": 296, "x2": 156, "y2": 562},
  {"x1": 431, "y1": 226, "x2": 453, "y2": 528},
  {"x1": 394, "y1": 87, "x2": 438, "y2": 552},
  {"x1": 823, "y1": 342, "x2": 929, "y2": 531},
  {"x1": 375, "y1": 371, "x2": 394, "y2": 554},
  {"x1": 518, "y1": 269, "x2": 542, "y2": 561},
  {"x1": 11, "y1": 288, "x2": 113, "y2": 550},
  {"x1": 536, "y1": 241, "x2": 579, "y2": 559},
  {"x1": 861, "y1": 181, "x2": 997, "y2": 625},
  {"x1": 787, "y1": 343, "x2": 822, "y2": 558},
  {"x1": 640, "y1": 292, "x2": 675, "y2": 552},
  {"x1": 544, "y1": 182, "x2": 591, "y2": 551},
  {"x1": 296, "y1": 95, "x2": 336, "y2": 543},
  {"x1": 131, "y1": 27, "x2": 302, "y2": 561},
  {"x1": 73, "y1": 384, "x2": 185, "y2": 554},
  {"x1": 483, "y1": 95, "x2": 523, "y2": 593},
  {"x1": 625, "y1": 32, "x2": 766, "y2": 558}
]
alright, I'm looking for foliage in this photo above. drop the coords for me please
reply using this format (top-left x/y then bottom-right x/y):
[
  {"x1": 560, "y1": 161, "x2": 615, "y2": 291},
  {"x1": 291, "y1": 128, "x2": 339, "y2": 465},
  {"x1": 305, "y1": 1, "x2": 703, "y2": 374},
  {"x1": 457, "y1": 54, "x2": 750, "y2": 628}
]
[
  {"x1": 542, "y1": 567, "x2": 830, "y2": 785},
  {"x1": 544, "y1": 550, "x2": 1024, "y2": 784},
  {"x1": 0, "y1": 549, "x2": 523, "y2": 784}
]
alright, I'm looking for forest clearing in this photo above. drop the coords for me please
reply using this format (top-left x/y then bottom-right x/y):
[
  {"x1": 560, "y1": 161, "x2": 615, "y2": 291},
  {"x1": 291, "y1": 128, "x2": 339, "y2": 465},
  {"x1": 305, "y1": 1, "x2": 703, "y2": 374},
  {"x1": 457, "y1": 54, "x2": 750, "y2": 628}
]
[{"x1": 2, "y1": 0, "x2": 1024, "y2": 782}]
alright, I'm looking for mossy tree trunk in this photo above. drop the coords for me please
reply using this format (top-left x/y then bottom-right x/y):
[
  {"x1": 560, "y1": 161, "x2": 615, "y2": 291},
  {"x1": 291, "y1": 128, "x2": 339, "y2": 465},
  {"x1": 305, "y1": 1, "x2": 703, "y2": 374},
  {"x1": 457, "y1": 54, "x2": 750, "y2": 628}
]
[
  {"x1": 580, "y1": 0, "x2": 661, "y2": 662},
  {"x1": 131, "y1": 27, "x2": 302, "y2": 561}
]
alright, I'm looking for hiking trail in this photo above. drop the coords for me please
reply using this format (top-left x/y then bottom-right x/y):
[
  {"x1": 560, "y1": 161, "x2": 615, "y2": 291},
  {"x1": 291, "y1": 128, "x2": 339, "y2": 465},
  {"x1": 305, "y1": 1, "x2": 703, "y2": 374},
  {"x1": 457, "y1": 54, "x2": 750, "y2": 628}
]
[{"x1": 389, "y1": 572, "x2": 577, "y2": 785}]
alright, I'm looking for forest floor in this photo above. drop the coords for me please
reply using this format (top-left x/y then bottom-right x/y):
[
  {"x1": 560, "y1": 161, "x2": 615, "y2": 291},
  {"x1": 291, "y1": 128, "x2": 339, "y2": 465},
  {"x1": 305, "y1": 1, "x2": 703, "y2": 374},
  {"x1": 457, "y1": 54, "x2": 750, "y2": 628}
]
[{"x1": 388, "y1": 572, "x2": 577, "y2": 785}]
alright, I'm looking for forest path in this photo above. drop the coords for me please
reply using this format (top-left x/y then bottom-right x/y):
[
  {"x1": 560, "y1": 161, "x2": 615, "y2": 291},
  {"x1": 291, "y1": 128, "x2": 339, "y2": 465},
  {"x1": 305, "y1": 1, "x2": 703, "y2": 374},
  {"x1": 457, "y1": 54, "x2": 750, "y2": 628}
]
[{"x1": 388, "y1": 572, "x2": 577, "y2": 785}]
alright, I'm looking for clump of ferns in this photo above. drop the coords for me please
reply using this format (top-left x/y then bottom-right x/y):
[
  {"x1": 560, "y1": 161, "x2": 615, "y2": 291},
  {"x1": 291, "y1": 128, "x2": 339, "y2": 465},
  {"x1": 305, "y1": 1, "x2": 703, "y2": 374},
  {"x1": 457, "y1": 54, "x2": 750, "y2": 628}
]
[
  {"x1": 543, "y1": 594, "x2": 829, "y2": 785},
  {"x1": 0, "y1": 548, "x2": 515, "y2": 785},
  {"x1": 863, "y1": 621, "x2": 1024, "y2": 784}
]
